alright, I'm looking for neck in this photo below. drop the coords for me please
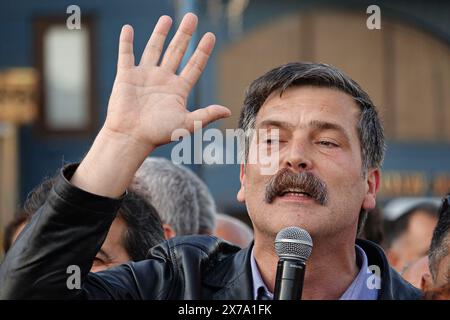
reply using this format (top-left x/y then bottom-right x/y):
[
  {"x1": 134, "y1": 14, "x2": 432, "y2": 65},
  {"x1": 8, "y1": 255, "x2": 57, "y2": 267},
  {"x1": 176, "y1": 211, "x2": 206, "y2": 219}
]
[{"x1": 253, "y1": 232, "x2": 359, "y2": 300}]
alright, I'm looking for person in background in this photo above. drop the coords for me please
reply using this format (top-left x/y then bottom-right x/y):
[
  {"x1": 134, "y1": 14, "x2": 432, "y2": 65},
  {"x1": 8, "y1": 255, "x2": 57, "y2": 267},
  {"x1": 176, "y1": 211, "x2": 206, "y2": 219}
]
[
  {"x1": 2, "y1": 177, "x2": 55, "y2": 255},
  {"x1": 131, "y1": 157, "x2": 201, "y2": 239},
  {"x1": 383, "y1": 198, "x2": 440, "y2": 274},
  {"x1": 3, "y1": 177, "x2": 164, "y2": 272},
  {"x1": 91, "y1": 192, "x2": 165, "y2": 272},
  {"x1": 2, "y1": 211, "x2": 29, "y2": 255},
  {"x1": 178, "y1": 167, "x2": 255, "y2": 248},
  {"x1": 178, "y1": 163, "x2": 254, "y2": 248},
  {"x1": 176, "y1": 163, "x2": 217, "y2": 236},
  {"x1": 422, "y1": 195, "x2": 450, "y2": 298},
  {"x1": 359, "y1": 206, "x2": 384, "y2": 246},
  {"x1": 132, "y1": 157, "x2": 254, "y2": 248},
  {"x1": 213, "y1": 213, "x2": 253, "y2": 248},
  {"x1": 132, "y1": 157, "x2": 222, "y2": 240}
]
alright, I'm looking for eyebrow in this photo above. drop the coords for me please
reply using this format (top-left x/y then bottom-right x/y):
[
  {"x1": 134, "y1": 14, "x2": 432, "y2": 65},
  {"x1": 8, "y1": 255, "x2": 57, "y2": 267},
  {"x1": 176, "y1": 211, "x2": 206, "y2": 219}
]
[
  {"x1": 309, "y1": 120, "x2": 351, "y2": 142},
  {"x1": 258, "y1": 119, "x2": 295, "y2": 130},
  {"x1": 258, "y1": 119, "x2": 351, "y2": 142}
]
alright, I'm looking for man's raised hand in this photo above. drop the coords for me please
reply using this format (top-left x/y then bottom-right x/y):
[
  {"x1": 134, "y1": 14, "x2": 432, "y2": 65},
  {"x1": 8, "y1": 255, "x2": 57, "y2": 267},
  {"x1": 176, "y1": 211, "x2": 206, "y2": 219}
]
[
  {"x1": 104, "y1": 13, "x2": 231, "y2": 151},
  {"x1": 71, "y1": 13, "x2": 230, "y2": 198}
]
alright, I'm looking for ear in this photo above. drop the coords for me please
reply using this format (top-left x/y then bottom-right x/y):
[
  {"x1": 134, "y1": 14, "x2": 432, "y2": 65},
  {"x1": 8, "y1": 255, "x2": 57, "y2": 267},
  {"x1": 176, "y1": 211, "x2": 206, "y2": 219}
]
[
  {"x1": 236, "y1": 163, "x2": 246, "y2": 203},
  {"x1": 362, "y1": 168, "x2": 380, "y2": 211},
  {"x1": 421, "y1": 273, "x2": 433, "y2": 291},
  {"x1": 162, "y1": 224, "x2": 176, "y2": 239}
]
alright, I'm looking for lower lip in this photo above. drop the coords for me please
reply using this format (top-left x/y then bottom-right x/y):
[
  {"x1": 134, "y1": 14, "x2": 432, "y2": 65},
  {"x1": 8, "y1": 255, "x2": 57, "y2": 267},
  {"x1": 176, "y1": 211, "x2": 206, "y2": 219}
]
[{"x1": 277, "y1": 193, "x2": 316, "y2": 203}]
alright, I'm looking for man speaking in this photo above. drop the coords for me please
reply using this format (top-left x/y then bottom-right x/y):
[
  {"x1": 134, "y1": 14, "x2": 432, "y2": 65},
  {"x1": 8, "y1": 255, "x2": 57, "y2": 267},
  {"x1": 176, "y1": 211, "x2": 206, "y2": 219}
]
[{"x1": 0, "y1": 13, "x2": 420, "y2": 300}]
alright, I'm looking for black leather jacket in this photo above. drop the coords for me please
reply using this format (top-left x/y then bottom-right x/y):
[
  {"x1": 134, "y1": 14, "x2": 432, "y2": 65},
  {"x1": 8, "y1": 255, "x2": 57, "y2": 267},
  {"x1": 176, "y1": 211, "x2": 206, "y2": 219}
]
[{"x1": 0, "y1": 164, "x2": 422, "y2": 300}]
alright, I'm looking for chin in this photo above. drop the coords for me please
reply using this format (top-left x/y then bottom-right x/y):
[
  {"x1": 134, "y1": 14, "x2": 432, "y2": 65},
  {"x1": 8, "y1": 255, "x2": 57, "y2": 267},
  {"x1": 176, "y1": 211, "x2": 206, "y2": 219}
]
[
  {"x1": 267, "y1": 217, "x2": 316, "y2": 235},
  {"x1": 249, "y1": 203, "x2": 325, "y2": 235},
  {"x1": 273, "y1": 203, "x2": 320, "y2": 218}
]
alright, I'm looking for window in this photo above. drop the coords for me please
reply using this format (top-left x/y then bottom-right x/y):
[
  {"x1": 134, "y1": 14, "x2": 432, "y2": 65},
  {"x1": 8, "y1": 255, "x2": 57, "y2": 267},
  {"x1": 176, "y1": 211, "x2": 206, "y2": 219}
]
[{"x1": 34, "y1": 16, "x2": 96, "y2": 135}]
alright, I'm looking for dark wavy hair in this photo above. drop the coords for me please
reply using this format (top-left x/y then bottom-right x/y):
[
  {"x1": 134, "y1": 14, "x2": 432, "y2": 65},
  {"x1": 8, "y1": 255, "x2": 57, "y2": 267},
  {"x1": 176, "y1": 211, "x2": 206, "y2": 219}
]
[{"x1": 118, "y1": 192, "x2": 165, "y2": 261}]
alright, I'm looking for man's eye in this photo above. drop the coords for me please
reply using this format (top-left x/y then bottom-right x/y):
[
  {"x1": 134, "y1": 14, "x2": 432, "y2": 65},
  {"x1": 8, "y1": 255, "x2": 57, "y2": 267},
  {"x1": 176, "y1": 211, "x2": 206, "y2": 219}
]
[{"x1": 317, "y1": 140, "x2": 338, "y2": 147}]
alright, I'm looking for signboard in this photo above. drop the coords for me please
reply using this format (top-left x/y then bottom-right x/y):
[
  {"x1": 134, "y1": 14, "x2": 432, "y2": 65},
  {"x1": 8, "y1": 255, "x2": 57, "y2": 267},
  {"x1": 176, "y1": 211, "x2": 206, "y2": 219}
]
[
  {"x1": 0, "y1": 68, "x2": 37, "y2": 124},
  {"x1": 379, "y1": 171, "x2": 450, "y2": 198}
]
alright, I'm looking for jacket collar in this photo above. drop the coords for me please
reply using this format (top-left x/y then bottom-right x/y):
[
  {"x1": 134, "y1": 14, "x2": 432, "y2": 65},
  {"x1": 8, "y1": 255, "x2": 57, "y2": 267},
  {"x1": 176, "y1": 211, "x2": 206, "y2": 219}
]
[
  {"x1": 202, "y1": 242, "x2": 254, "y2": 300},
  {"x1": 202, "y1": 239, "x2": 421, "y2": 300},
  {"x1": 356, "y1": 238, "x2": 422, "y2": 300}
]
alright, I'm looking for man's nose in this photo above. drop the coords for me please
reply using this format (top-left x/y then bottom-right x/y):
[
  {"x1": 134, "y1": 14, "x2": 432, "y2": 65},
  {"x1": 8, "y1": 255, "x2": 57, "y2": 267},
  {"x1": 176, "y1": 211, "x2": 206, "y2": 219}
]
[{"x1": 283, "y1": 139, "x2": 312, "y2": 171}]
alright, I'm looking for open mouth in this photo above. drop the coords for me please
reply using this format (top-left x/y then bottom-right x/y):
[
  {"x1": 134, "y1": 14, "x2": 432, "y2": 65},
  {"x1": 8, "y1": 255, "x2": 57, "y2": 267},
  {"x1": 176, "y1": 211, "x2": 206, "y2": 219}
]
[
  {"x1": 264, "y1": 169, "x2": 328, "y2": 205},
  {"x1": 279, "y1": 189, "x2": 313, "y2": 199}
]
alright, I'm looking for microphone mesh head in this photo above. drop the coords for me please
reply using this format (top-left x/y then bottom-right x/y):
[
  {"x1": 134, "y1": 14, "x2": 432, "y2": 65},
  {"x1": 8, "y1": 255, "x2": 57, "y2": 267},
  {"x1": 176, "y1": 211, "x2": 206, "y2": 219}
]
[{"x1": 275, "y1": 227, "x2": 313, "y2": 262}]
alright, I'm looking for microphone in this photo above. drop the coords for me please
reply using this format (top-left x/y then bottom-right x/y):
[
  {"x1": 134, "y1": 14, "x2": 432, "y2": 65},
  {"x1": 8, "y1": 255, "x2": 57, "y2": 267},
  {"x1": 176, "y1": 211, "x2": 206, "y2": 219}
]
[{"x1": 273, "y1": 227, "x2": 313, "y2": 300}]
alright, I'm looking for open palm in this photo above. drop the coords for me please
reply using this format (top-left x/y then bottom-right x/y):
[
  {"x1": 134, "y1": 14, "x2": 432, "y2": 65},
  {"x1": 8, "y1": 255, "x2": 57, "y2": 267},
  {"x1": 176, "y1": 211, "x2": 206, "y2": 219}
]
[{"x1": 105, "y1": 14, "x2": 231, "y2": 150}]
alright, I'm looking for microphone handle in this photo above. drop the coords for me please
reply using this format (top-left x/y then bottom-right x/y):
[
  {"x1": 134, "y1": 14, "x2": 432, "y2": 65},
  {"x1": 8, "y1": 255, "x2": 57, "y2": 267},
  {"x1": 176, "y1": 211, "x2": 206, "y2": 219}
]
[{"x1": 273, "y1": 258, "x2": 306, "y2": 300}]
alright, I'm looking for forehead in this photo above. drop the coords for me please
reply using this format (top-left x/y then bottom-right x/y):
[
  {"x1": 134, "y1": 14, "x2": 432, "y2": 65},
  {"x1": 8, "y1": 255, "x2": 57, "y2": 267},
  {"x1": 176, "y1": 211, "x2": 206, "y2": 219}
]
[{"x1": 256, "y1": 86, "x2": 361, "y2": 129}]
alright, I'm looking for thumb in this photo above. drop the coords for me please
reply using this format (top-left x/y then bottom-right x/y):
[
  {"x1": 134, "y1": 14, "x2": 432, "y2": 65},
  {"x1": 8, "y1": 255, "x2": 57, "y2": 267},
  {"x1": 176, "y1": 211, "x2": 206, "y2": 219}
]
[{"x1": 185, "y1": 105, "x2": 231, "y2": 131}]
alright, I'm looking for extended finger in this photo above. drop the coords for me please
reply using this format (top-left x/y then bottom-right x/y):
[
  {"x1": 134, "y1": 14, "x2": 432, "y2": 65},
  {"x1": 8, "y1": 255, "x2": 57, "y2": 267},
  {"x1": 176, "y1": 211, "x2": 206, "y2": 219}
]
[
  {"x1": 179, "y1": 32, "x2": 215, "y2": 90},
  {"x1": 160, "y1": 12, "x2": 198, "y2": 72},
  {"x1": 118, "y1": 25, "x2": 135, "y2": 68},
  {"x1": 185, "y1": 105, "x2": 231, "y2": 132},
  {"x1": 139, "y1": 15, "x2": 173, "y2": 67}
]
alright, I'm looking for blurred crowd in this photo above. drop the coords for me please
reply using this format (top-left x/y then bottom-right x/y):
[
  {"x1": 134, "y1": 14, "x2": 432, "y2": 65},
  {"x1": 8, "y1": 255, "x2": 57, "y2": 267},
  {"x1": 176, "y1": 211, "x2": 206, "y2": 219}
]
[
  {"x1": 361, "y1": 196, "x2": 449, "y2": 299},
  {"x1": 2, "y1": 157, "x2": 449, "y2": 299}
]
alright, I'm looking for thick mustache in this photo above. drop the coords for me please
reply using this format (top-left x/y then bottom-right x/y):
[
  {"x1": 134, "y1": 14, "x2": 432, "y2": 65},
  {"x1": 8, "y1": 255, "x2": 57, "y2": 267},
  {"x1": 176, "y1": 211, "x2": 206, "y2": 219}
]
[{"x1": 265, "y1": 168, "x2": 328, "y2": 205}]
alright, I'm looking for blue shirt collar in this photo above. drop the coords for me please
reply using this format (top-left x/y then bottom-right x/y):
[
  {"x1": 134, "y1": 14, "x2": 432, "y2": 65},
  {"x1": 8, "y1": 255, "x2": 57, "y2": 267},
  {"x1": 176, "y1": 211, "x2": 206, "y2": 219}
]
[
  {"x1": 250, "y1": 244, "x2": 380, "y2": 300},
  {"x1": 339, "y1": 244, "x2": 380, "y2": 300},
  {"x1": 250, "y1": 248, "x2": 274, "y2": 300}
]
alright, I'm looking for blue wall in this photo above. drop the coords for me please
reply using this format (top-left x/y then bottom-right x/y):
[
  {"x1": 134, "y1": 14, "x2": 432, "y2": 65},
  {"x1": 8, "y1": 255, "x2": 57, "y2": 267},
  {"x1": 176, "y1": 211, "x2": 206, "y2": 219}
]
[{"x1": 0, "y1": 0, "x2": 176, "y2": 202}]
